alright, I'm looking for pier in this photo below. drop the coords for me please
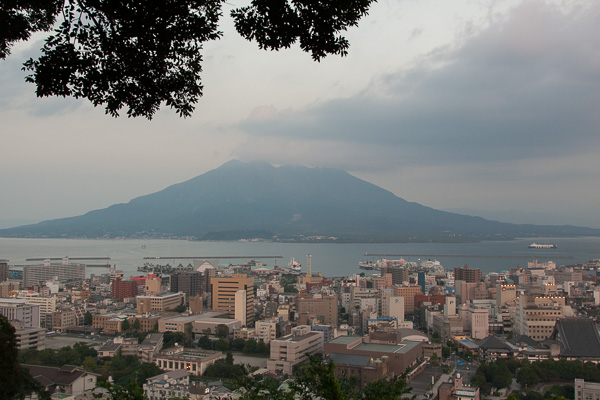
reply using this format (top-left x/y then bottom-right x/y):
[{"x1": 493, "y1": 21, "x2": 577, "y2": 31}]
[
  {"x1": 364, "y1": 253, "x2": 574, "y2": 259},
  {"x1": 25, "y1": 257, "x2": 111, "y2": 261},
  {"x1": 143, "y1": 255, "x2": 283, "y2": 260}
]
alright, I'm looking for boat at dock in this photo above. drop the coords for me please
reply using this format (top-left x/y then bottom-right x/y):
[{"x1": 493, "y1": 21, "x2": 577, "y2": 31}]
[{"x1": 359, "y1": 258, "x2": 408, "y2": 270}]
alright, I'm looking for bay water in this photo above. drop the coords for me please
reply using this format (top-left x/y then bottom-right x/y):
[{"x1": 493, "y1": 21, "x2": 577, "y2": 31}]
[{"x1": 1, "y1": 236, "x2": 599, "y2": 278}]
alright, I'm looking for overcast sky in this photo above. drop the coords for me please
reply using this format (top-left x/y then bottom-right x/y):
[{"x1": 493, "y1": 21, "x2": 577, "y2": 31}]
[{"x1": 1, "y1": 0, "x2": 599, "y2": 228}]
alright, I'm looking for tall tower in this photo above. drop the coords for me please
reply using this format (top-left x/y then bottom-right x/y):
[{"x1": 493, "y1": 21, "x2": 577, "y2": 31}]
[
  {"x1": 307, "y1": 254, "x2": 312, "y2": 276},
  {"x1": 211, "y1": 274, "x2": 254, "y2": 326}
]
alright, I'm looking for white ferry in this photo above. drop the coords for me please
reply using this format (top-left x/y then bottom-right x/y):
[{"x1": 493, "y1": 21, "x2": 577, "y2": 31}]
[
  {"x1": 528, "y1": 243, "x2": 558, "y2": 249},
  {"x1": 288, "y1": 258, "x2": 302, "y2": 272}
]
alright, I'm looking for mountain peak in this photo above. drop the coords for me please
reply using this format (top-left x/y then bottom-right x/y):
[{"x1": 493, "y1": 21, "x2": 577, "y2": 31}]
[{"x1": 1, "y1": 162, "x2": 599, "y2": 241}]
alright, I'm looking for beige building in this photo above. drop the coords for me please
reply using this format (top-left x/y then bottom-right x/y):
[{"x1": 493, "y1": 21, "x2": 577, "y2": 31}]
[
  {"x1": 394, "y1": 285, "x2": 423, "y2": 315},
  {"x1": 459, "y1": 304, "x2": 489, "y2": 340},
  {"x1": 267, "y1": 325, "x2": 324, "y2": 375},
  {"x1": 159, "y1": 314, "x2": 198, "y2": 333},
  {"x1": 0, "y1": 298, "x2": 40, "y2": 327},
  {"x1": 211, "y1": 274, "x2": 254, "y2": 326},
  {"x1": 10, "y1": 320, "x2": 46, "y2": 350},
  {"x1": 92, "y1": 313, "x2": 128, "y2": 334},
  {"x1": 514, "y1": 295, "x2": 571, "y2": 341},
  {"x1": 496, "y1": 285, "x2": 517, "y2": 307},
  {"x1": 52, "y1": 310, "x2": 78, "y2": 332},
  {"x1": 137, "y1": 292, "x2": 185, "y2": 314},
  {"x1": 0, "y1": 281, "x2": 20, "y2": 297},
  {"x1": 154, "y1": 346, "x2": 222, "y2": 375},
  {"x1": 575, "y1": 379, "x2": 600, "y2": 400},
  {"x1": 15, "y1": 291, "x2": 57, "y2": 314},
  {"x1": 145, "y1": 276, "x2": 162, "y2": 295},
  {"x1": 255, "y1": 319, "x2": 278, "y2": 343},
  {"x1": 297, "y1": 293, "x2": 338, "y2": 325}
]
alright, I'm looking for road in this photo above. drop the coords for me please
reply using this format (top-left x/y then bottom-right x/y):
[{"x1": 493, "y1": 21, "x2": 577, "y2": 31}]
[{"x1": 409, "y1": 366, "x2": 444, "y2": 399}]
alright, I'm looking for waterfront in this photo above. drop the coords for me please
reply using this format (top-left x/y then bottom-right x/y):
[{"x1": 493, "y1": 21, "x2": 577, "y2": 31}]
[{"x1": 1, "y1": 236, "x2": 599, "y2": 278}]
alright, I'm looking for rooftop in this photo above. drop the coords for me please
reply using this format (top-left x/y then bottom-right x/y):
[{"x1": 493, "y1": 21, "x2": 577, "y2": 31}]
[
  {"x1": 329, "y1": 353, "x2": 372, "y2": 367},
  {"x1": 327, "y1": 335, "x2": 362, "y2": 345},
  {"x1": 354, "y1": 340, "x2": 420, "y2": 354}
]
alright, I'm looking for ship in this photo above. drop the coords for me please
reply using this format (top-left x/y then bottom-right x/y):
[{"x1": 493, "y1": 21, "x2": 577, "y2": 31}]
[
  {"x1": 288, "y1": 258, "x2": 302, "y2": 272},
  {"x1": 359, "y1": 258, "x2": 408, "y2": 270},
  {"x1": 359, "y1": 261, "x2": 376, "y2": 270},
  {"x1": 528, "y1": 243, "x2": 558, "y2": 249}
]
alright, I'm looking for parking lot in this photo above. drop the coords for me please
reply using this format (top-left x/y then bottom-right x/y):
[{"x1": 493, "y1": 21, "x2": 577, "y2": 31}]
[{"x1": 44, "y1": 333, "x2": 105, "y2": 349}]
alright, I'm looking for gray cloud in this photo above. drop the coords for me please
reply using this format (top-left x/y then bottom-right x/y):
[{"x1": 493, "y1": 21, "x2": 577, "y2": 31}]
[{"x1": 238, "y1": 1, "x2": 600, "y2": 167}]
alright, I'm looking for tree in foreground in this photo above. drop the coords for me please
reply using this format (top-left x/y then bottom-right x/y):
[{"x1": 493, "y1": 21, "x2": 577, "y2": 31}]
[
  {"x1": 0, "y1": 316, "x2": 50, "y2": 400},
  {"x1": 239, "y1": 355, "x2": 412, "y2": 400},
  {"x1": 2, "y1": 0, "x2": 376, "y2": 119}
]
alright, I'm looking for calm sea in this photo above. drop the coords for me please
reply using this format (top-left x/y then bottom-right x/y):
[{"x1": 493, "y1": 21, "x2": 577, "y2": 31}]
[{"x1": 1, "y1": 237, "x2": 599, "y2": 278}]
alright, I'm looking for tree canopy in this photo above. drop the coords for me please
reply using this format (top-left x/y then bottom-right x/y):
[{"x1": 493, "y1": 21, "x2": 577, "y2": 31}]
[
  {"x1": 239, "y1": 355, "x2": 412, "y2": 400},
  {"x1": 1, "y1": 0, "x2": 375, "y2": 119}
]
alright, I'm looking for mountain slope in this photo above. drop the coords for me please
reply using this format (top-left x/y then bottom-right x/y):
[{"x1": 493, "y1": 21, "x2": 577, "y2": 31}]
[{"x1": 1, "y1": 160, "x2": 599, "y2": 241}]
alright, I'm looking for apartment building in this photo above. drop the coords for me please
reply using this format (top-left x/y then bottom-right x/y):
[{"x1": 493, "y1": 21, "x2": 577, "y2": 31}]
[
  {"x1": 454, "y1": 265, "x2": 483, "y2": 283},
  {"x1": 111, "y1": 277, "x2": 138, "y2": 301},
  {"x1": 22, "y1": 258, "x2": 85, "y2": 288}
]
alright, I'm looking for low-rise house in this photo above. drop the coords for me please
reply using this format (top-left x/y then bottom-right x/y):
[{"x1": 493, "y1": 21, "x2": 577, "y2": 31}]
[
  {"x1": 24, "y1": 365, "x2": 98, "y2": 398},
  {"x1": 143, "y1": 370, "x2": 190, "y2": 400},
  {"x1": 439, "y1": 374, "x2": 479, "y2": 400}
]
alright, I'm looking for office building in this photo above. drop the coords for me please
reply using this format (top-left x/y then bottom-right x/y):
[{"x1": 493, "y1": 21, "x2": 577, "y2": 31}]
[
  {"x1": 171, "y1": 271, "x2": 203, "y2": 298},
  {"x1": 0, "y1": 298, "x2": 40, "y2": 327},
  {"x1": 297, "y1": 293, "x2": 338, "y2": 326},
  {"x1": 267, "y1": 325, "x2": 325, "y2": 375},
  {"x1": 514, "y1": 295, "x2": 570, "y2": 341},
  {"x1": 137, "y1": 292, "x2": 185, "y2": 314},
  {"x1": 394, "y1": 285, "x2": 423, "y2": 315},
  {"x1": 0, "y1": 260, "x2": 8, "y2": 282},
  {"x1": 211, "y1": 274, "x2": 254, "y2": 325}
]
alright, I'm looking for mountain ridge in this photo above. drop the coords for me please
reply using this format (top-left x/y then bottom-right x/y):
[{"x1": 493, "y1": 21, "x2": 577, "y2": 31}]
[{"x1": 1, "y1": 160, "x2": 599, "y2": 242}]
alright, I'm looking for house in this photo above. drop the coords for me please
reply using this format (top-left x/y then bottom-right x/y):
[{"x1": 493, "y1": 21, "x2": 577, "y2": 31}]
[{"x1": 23, "y1": 365, "x2": 98, "y2": 397}]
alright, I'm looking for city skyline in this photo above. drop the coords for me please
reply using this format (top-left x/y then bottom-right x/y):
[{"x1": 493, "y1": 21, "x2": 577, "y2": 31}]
[{"x1": 1, "y1": 0, "x2": 599, "y2": 228}]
